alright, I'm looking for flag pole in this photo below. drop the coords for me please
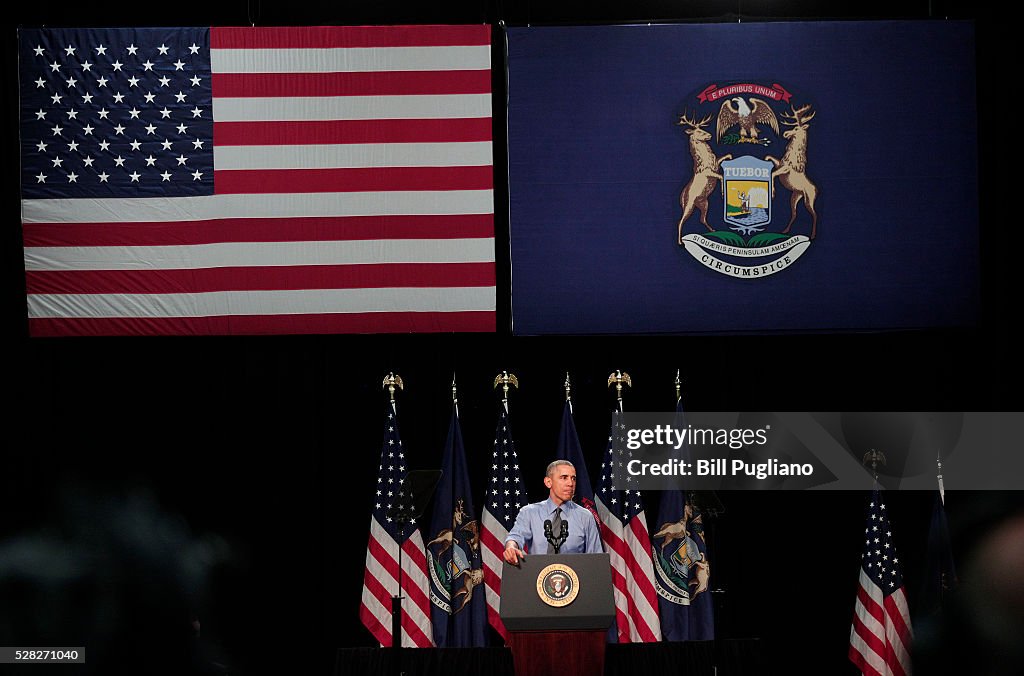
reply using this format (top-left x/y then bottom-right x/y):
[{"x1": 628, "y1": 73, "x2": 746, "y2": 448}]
[
  {"x1": 564, "y1": 372, "x2": 572, "y2": 415},
  {"x1": 936, "y1": 451, "x2": 945, "y2": 506},
  {"x1": 862, "y1": 449, "x2": 886, "y2": 487},
  {"x1": 382, "y1": 372, "x2": 405, "y2": 651},
  {"x1": 675, "y1": 369, "x2": 682, "y2": 405}
]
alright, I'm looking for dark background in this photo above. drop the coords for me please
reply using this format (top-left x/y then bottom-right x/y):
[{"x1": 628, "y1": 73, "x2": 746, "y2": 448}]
[{"x1": 2, "y1": 2, "x2": 1020, "y2": 675}]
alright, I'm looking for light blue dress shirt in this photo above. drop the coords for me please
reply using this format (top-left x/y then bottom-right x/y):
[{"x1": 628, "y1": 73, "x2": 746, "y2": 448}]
[{"x1": 505, "y1": 497, "x2": 603, "y2": 554}]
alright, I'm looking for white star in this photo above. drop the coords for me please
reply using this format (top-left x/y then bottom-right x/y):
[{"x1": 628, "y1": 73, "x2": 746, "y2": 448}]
[
  {"x1": 145, "y1": 155, "x2": 157, "y2": 166},
  {"x1": 113, "y1": 156, "x2": 125, "y2": 166},
  {"x1": 127, "y1": 76, "x2": 140, "y2": 88},
  {"x1": 98, "y1": 171, "x2": 110, "y2": 182},
  {"x1": 82, "y1": 124, "x2": 94, "y2": 135},
  {"x1": 96, "y1": 76, "x2": 108, "y2": 88},
  {"x1": 67, "y1": 172, "x2": 78, "y2": 183},
  {"x1": 111, "y1": 60, "x2": 123, "y2": 72},
  {"x1": 129, "y1": 139, "x2": 142, "y2": 151},
  {"x1": 173, "y1": 59, "x2": 185, "y2": 71},
  {"x1": 66, "y1": 109, "x2": 78, "y2": 120},
  {"x1": 50, "y1": 93, "x2": 63, "y2": 104},
  {"x1": 190, "y1": 75, "x2": 201, "y2": 87},
  {"x1": 144, "y1": 124, "x2": 157, "y2": 135},
  {"x1": 35, "y1": 109, "x2": 47, "y2": 120},
  {"x1": 51, "y1": 124, "x2": 63, "y2": 136},
  {"x1": 190, "y1": 170, "x2": 202, "y2": 180},
  {"x1": 158, "y1": 44, "x2": 170, "y2": 55},
  {"x1": 65, "y1": 77, "x2": 77, "y2": 88},
  {"x1": 113, "y1": 124, "x2": 125, "y2": 135},
  {"x1": 98, "y1": 108, "x2": 110, "y2": 120},
  {"x1": 51, "y1": 156, "x2": 64, "y2": 168},
  {"x1": 98, "y1": 140, "x2": 110, "y2": 151},
  {"x1": 159, "y1": 76, "x2": 170, "y2": 87},
  {"x1": 112, "y1": 92, "x2": 125, "y2": 103},
  {"x1": 160, "y1": 171, "x2": 172, "y2": 181},
  {"x1": 126, "y1": 44, "x2": 138, "y2": 56},
  {"x1": 192, "y1": 139, "x2": 204, "y2": 150},
  {"x1": 82, "y1": 93, "x2": 93, "y2": 103},
  {"x1": 81, "y1": 61, "x2": 93, "y2": 72},
  {"x1": 160, "y1": 108, "x2": 171, "y2": 119},
  {"x1": 33, "y1": 46, "x2": 44, "y2": 56},
  {"x1": 162, "y1": 140, "x2": 174, "y2": 151},
  {"x1": 129, "y1": 171, "x2": 141, "y2": 182},
  {"x1": 176, "y1": 155, "x2": 189, "y2": 166},
  {"x1": 142, "y1": 60, "x2": 154, "y2": 71},
  {"x1": 95, "y1": 45, "x2": 107, "y2": 56},
  {"x1": 64, "y1": 45, "x2": 77, "y2": 56},
  {"x1": 50, "y1": 61, "x2": 61, "y2": 72},
  {"x1": 175, "y1": 91, "x2": 187, "y2": 103},
  {"x1": 35, "y1": 140, "x2": 47, "y2": 152},
  {"x1": 82, "y1": 156, "x2": 94, "y2": 167},
  {"x1": 67, "y1": 140, "x2": 79, "y2": 151},
  {"x1": 34, "y1": 77, "x2": 45, "y2": 88},
  {"x1": 189, "y1": 43, "x2": 200, "y2": 54},
  {"x1": 36, "y1": 173, "x2": 46, "y2": 183},
  {"x1": 144, "y1": 92, "x2": 156, "y2": 103},
  {"x1": 128, "y1": 108, "x2": 141, "y2": 119}
]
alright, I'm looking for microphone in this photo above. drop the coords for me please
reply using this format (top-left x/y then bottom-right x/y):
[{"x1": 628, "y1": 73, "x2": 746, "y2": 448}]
[{"x1": 544, "y1": 519, "x2": 554, "y2": 550}]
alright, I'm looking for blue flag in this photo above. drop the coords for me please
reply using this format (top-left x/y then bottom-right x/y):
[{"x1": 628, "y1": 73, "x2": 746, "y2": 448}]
[
  {"x1": 508, "y1": 22, "x2": 978, "y2": 334},
  {"x1": 919, "y1": 493, "x2": 958, "y2": 618},
  {"x1": 555, "y1": 399, "x2": 601, "y2": 525},
  {"x1": 425, "y1": 404, "x2": 486, "y2": 647},
  {"x1": 651, "y1": 397, "x2": 714, "y2": 640}
]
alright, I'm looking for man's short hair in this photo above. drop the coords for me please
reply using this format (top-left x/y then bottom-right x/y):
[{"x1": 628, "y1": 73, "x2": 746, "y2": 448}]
[{"x1": 546, "y1": 459, "x2": 575, "y2": 478}]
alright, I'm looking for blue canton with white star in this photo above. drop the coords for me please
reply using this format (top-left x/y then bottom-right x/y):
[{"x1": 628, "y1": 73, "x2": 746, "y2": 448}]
[
  {"x1": 861, "y1": 490, "x2": 906, "y2": 595},
  {"x1": 20, "y1": 28, "x2": 213, "y2": 199},
  {"x1": 485, "y1": 409, "x2": 527, "y2": 529},
  {"x1": 373, "y1": 402, "x2": 416, "y2": 542},
  {"x1": 598, "y1": 410, "x2": 648, "y2": 524}
]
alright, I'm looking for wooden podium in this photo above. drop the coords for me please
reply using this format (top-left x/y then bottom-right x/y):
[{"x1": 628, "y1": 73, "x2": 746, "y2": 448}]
[{"x1": 499, "y1": 554, "x2": 615, "y2": 676}]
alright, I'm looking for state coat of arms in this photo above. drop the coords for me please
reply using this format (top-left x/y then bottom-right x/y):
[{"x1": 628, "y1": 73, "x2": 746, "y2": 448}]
[{"x1": 676, "y1": 82, "x2": 819, "y2": 278}]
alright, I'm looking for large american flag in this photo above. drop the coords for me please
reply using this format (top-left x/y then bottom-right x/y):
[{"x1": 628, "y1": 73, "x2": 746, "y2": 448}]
[
  {"x1": 596, "y1": 410, "x2": 663, "y2": 643},
  {"x1": 479, "y1": 405, "x2": 527, "y2": 642},
  {"x1": 359, "y1": 400, "x2": 434, "y2": 648},
  {"x1": 19, "y1": 26, "x2": 495, "y2": 336},
  {"x1": 849, "y1": 489, "x2": 913, "y2": 676}
]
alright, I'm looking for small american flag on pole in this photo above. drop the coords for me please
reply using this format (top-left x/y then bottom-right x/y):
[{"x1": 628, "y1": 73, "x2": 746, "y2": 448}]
[
  {"x1": 479, "y1": 405, "x2": 527, "y2": 642},
  {"x1": 849, "y1": 489, "x2": 913, "y2": 676},
  {"x1": 19, "y1": 26, "x2": 495, "y2": 336},
  {"x1": 596, "y1": 410, "x2": 662, "y2": 643}
]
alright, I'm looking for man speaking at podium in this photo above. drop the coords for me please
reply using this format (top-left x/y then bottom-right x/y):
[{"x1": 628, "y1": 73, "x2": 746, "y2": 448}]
[{"x1": 503, "y1": 460, "x2": 603, "y2": 564}]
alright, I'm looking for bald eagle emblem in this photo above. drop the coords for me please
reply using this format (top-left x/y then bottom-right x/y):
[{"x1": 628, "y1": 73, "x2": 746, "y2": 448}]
[{"x1": 717, "y1": 97, "x2": 779, "y2": 145}]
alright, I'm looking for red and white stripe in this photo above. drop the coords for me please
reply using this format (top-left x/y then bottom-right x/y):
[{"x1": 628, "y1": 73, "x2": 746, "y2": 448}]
[
  {"x1": 479, "y1": 507, "x2": 510, "y2": 641},
  {"x1": 595, "y1": 498, "x2": 663, "y2": 643},
  {"x1": 23, "y1": 25, "x2": 494, "y2": 336},
  {"x1": 850, "y1": 569, "x2": 913, "y2": 676},
  {"x1": 360, "y1": 516, "x2": 435, "y2": 648}
]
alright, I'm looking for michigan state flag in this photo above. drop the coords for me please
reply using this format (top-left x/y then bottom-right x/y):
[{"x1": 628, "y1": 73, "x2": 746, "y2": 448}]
[
  {"x1": 555, "y1": 397, "x2": 601, "y2": 526},
  {"x1": 651, "y1": 398, "x2": 714, "y2": 640},
  {"x1": 508, "y1": 21, "x2": 978, "y2": 334},
  {"x1": 426, "y1": 404, "x2": 486, "y2": 646}
]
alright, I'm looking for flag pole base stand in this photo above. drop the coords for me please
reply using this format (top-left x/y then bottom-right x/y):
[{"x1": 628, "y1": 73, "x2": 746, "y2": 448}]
[{"x1": 508, "y1": 630, "x2": 605, "y2": 676}]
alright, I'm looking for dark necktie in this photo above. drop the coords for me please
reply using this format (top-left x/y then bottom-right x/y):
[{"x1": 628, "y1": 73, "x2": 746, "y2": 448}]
[{"x1": 551, "y1": 507, "x2": 563, "y2": 538}]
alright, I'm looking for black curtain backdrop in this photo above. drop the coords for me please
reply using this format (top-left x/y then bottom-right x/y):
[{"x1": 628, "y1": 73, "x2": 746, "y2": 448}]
[{"x1": 3, "y1": 2, "x2": 1020, "y2": 676}]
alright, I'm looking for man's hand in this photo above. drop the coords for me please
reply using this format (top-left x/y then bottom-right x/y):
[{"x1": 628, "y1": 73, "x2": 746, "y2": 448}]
[{"x1": 503, "y1": 541, "x2": 526, "y2": 565}]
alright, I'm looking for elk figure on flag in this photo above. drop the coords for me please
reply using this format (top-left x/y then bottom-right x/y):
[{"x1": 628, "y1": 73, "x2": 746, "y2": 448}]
[
  {"x1": 595, "y1": 371, "x2": 662, "y2": 643},
  {"x1": 425, "y1": 380, "x2": 486, "y2": 646},
  {"x1": 359, "y1": 374, "x2": 434, "y2": 648},
  {"x1": 479, "y1": 372, "x2": 529, "y2": 643},
  {"x1": 849, "y1": 483, "x2": 913, "y2": 676},
  {"x1": 652, "y1": 373, "x2": 714, "y2": 641}
]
